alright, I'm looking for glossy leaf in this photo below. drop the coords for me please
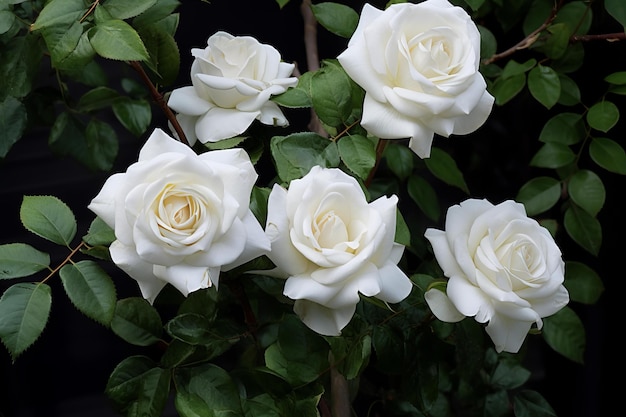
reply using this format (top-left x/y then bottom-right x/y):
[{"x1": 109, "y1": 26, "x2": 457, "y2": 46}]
[
  {"x1": 564, "y1": 261, "x2": 604, "y2": 305},
  {"x1": 270, "y1": 132, "x2": 340, "y2": 183},
  {"x1": 407, "y1": 175, "x2": 440, "y2": 222},
  {"x1": 530, "y1": 143, "x2": 576, "y2": 169},
  {"x1": 311, "y1": 2, "x2": 359, "y2": 38},
  {"x1": 564, "y1": 204, "x2": 602, "y2": 256},
  {"x1": 59, "y1": 260, "x2": 117, "y2": 326},
  {"x1": 586, "y1": 101, "x2": 619, "y2": 133},
  {"x1": 539, "y1": 113, "x2": 585, "y2": 145},
  {"x1": 337, "y1": 134, "x2": 376, "y2": 180},
  {"x1": 557, "y1": 74, "x2": 581, "y2": 105},
  {"x1": 589, "y1": 137, "x2": 626, "y2": 175},
  {"x1": 102, "y1": 0, "x2": 158, "y2": 19},
  {"x1": 605, "y1": 0, "x2": 626, "y2": 28},
  {"x1": 554, "y1": 1, "x2": 592, "y2": 36},
  {"x1": 42, "y1": 20, "x2": 84, "y2": 69},
  {"x1": 20, "y1": 195, "x2": 77, "y2": 246},
  {"x1": 112, "y1": 97, "x2": 152, "y2": 137},
  {"x1": 513, "y1": 390, "x2": 557, "y2": 417},
  {"x1": 383, "y1": 142, "x2": 414, "y2": 181},
  {"x1": 105, "y1": 355, "x2": 171, "y2": 417},
  {"x1": 543, "y1": 23, "x2": 570, "y2": 59},
  {"x1": 515, "y1": 176, "x2": 561, "y2": 216},
  {"x1": 0, "y1": 283, "x2": 52, "y2": 361},
  {"x1": 478, "y1": 24, "x2": 497, "y2": 59},
  {"x1": 568, "y1": 170, "x2": 605, "y2": 216},
  {"x1": 78, "y1": 86, "x2": 120, "y2": 112},
  {"x1": 490, "y1": 358, "x2": 531, "y2": 389},
  {"x1": 0, "y1": 243, "x2": 50, "y2": 280},
  {"x1": 0, "y1": 10, "x2": 15, "y2": 34},
  {"x1": 0, "y1": 96, "x2": 27, "y2": 158},
  {"x1": 85, "y1": 119, "x2": 119, "y2": 172},
  {"x1": 174, "y1": 363, "x2": 244, "y2": 417},
  {"x1": 89, "y1": 20, "x2": 149, "y2": 61},
  {"x1": 501, "y1": 58, "x2": 536, "y2": 79},
  {"x1": 604, "y1": 71, "x2": 626, "y2": 85},
  {"x1": 139, "y1": 26, "x2": 180, "y2": 86},
  {"x1": 30, "y1": 0, "x2": 86, "y2": 31},
  {"x1": 111, "y1": 297, "x2": 163, "y2": 346},
  {"x1": 491, "y1": 73, "x2": 526, "y2": 105},
  {"x1": 542, "y1": 307, "x2": 585, "y2": 364},
  {"x1": 424, "y1": 147, "x2": 469, "y2": 194},
  {"x1": 528, "y1": 65, "x2": 560, "y2": 109},
  {"x1": 82, "y1": 216, "x2": 116, "y2": 247}
]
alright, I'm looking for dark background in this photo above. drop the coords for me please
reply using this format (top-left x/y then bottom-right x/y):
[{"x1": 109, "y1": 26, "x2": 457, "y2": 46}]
[{"x1": 1, "y1": 0, "x2": 622, "y2": 415}]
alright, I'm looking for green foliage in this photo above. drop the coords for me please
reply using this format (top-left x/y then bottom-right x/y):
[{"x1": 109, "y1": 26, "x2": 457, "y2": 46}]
[
  {"x1": 0, "y1": 243, "x2": 50, "y2": 280},
  {"x1": 311, "y1": 2, "x2": 359, "y2": 38},
  {"x1": 20, "y1": 195, "x2": 77, "y2": 247},
  {"x1": 111, "y1": 297, "x2": 164, "y2": 346}
]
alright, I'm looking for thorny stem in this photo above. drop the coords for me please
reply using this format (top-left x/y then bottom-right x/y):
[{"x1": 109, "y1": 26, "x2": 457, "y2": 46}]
[
  {"x1": 571, "y1": 32, "x2": 626, "y2": 42},
  {"x1": 41, "y1": 241, "x2": 87, "y2": 284},
  {"x1": 129, "y1": 61, "x2": 189, "y2": 147}
]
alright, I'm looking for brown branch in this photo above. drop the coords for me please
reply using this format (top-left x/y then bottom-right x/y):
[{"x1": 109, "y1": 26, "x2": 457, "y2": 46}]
[
  {"x1": 301, "y1": 0, "x2": 327, "y2": 137},
  {"x1": 482, "y1": 1, "x2": 562, "y2": 66},
  {"x1": 365, "y1": 139, "x2": 388, "y2": 188},
  {"x1": 129, "y1": 60, "x2": 189, "y2": 147},
  {"x1": 571, "y1": 32, "x2": 626, "y2": 42}
]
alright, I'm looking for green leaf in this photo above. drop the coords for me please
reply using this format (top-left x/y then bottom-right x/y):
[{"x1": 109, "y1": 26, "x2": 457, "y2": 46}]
[
  {"x1": 273, "y1": 71, "x2": 312, "y2": 108},
  {"x1": 424, "y1": 147, "x2": 469, "y2": 194},
  {"x1": 383, "y1": 142, "x2": 414, "y2": 181},
  {"x1": 564, "y1": 204, "x2": 602, "y2": 256},
  {"x1": 0, "y1": 283, "x2": 52, "y2": 361},
  {"x1": 530, "y1": 143, "x2": 576, "y2": 169},
  {"x1": 513, "y1": 390, "x2": 557, "y2": 417},
  {"x1": 515, "y1": 176, "x2": 561, "y2": 216},
  {"x1": 557, "y1": 74, "x2": 581, "y2": 106},
  {"x1": 174, "y1": 363, "x2": 244, "y2": 417},
  {"x1": 105, "y1": 355, "x2": 171, "y2": 417},
  {"x1": 83, "y1": 216, "x2": 116, "y2": 247},
  {"x1": 338, "y1": 134, "x2": 376, "y2": 180},
  {"x1": 606, "y1": 0, "x2": 626, "y2": 28},
  {"x1": 89, "y1": 20, "x2": 149, "y2": 61},
  {"x1": 0, "y1": 96, "x2": 27, "y2": 158},
  {"x1": 85, "y1": 118, "x2": 119, "y2": 171},
  {"x1": 41, "y1": 20, "x2": 85, "y2": 69},
  {"x1": 491, "y1": 73, "x2": 526, "y2": 105},
  {"x1": 311, "y1": 59, "x2": 363, "y2": 129},
  {"x1": 543, "y1": 23, "x2": 570, "y2": 59},
  {"x1": 478, "y1": 25, "x2": 497, "y2": 59},
  {"x1": 0, "y1": 35, "x2": 42, "y2": 100},
  {"x1": 165, "y1": 313, "x2": 218, "y2": 345},
  {"x1": 132, "y1": 0, "x2": 181, "y2": 31},
  {"x1": 78, "y1": 86, "x2": 120, "y2": 112},
  {"x1": 30, "y1": 0, "x2": 86, "y2": 31},
  {"x1": 270, "y1": 132, "x2": 340, "y2": 183},
  {"x1": 111, "y1": 297, "x2": 163, "y2": 346},
  {"x1": 604, "y1": 71, "x2": 626, "y2": 85},
  {"x1": 490, "y1": 358, "x2": 531, "y2": 389},
  {"x1": 528, "y1": 65, "x2": 560, "y2": 109},
  {"x1": 539, "y1": 112, "x2": 585, "y2": 145},
  {"x1": 20, "y1": 195, "x2": 77, "y2": 246},
  {"x1": 0, "y1": 244, "x2": 50, "y2": 280},
  {"x1": 553, "y1": 1, "x2": 592, "y2": 36},
  {"x1": 112, "y1": 97, "x2": 152, "y2": 136},
  {"x1": 407, "y1": 175, "x2": 440, "y2": 222},
  {"x1": 311, "y1": 2, "x2": 359, "y2": 38},
  {"x1": 139, "y1": 26, "x2": 180, "y2": 86},
  {"x1": 103, "y1": 0, "x2": 158, "y2": 19},
  {"x1": 0, "y1": 10, "x2": 15, "y2": 35},
  {"x1": 564, "y1": 261, "x2": 604, "y2": 305},
  {"x1": 586, "y1": 101, "x2": 619, "y2": 133},
  {"x1": 551, "y1": 42, "x2": 584, "y2": 74},
  {"x1": 589, "y1": 137, "x2": 626, "y2": 175},
  {"x1": 568, "y1": 169, "x2": 605, "y2": 216},
  {"x1": 59, "y1": 260, "x2": 117, "y2": 326},
  {"x1": 541, "y1": 306, "x2": 586, "y2": 364},
  {"x1": 501, "y1": 58, "x2": 536, "y2": 79}
]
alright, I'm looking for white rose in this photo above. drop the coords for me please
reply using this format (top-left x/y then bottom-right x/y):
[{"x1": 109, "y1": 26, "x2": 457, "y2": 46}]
[
  {"x1": 424, "y1": 199, "x2": 569, "y2": 353},
  {"x1": 265, "y1": 166, "x2": 413, "y2": 336},
  {"x1": 337, "y1": 0, "x2": 494, "y2": 158},
  {"x1": 88, "y1": 128, "x2": 270, "y2": 303},
  {"x1": 167, "y1": 31, "x2": 298, "y2": 145}
]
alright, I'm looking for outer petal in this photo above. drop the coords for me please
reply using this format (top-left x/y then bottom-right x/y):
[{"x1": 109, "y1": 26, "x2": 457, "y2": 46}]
[
  {"x1": 194, "y1": 107, "x2": 260, "y2": 142},
  {"x1": 88, "y1": 173, "x2": 126, "y2": 229},
  {"x1": 167, "y1": 86, "x2": 213, "y2": 116},
  {"x1": 424, "y1": 288, "x2": 465, "y2": 322},
  {"x1": 375, "y1": 262, "x2": 413, "y2": 303},
  {"x1": 153, "y1": 263, "x2": 213, "y2": 296},
  {"x1": 222, "y1": 210, "x2": 271, "y2": 271},
  {"x1": 293, "y1": 299, "x2": 356, "y2": 336},
  {"x1": 109, "y1": 241, "x2": 166, "y2": 304},
  {"x1": 485, "y1": 314, "x2": 533, "y2": 353}
]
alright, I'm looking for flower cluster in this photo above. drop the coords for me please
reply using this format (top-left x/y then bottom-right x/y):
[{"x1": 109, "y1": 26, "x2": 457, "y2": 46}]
[{"x1": 91, "y1": 0, "x2": 567, "y2": 349}]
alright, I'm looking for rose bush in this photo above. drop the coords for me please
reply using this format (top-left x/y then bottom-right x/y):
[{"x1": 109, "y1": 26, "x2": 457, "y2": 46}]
[
  {"x1": 264, "y1": 165, "x2": 413, "y2": 336},
  {"x1": 337, "y1": 0, "x2": 494, "y2": 158},
  {"x1": 424, "y1": 198, "x2": 570, "y2": 353},
  {"x1": 88, "y1": 128, "x2": 270, "y2": 303},
  {"x1": 167, "y1": 31, "x2": 298, "y2": 145}
]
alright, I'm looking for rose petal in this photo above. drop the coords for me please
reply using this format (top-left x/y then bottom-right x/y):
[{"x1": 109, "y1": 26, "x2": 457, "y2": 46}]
[{"x1": 194, "y1": 107, "x2": 260, "y2": 143}]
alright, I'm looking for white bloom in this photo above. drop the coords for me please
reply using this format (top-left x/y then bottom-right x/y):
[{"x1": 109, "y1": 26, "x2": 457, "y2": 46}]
[
  {"x1": 337, "y1": 0, "x2": 494, "y2": 158},
  {"x1": 168, "y1": 31, "x2": 298, "y2": 145},
  {"x1": 88, "y1": 128, "x2": 270, "y2": 303},
  {"x1": 424, "y1": 199, "x2": 569, "y2": 353},
  {"x1": 265, "y1": 166, "x2": 413, "y2": 336}
]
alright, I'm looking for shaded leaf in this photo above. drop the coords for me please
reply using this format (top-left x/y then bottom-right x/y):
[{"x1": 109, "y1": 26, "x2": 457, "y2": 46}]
[
  {"x1": 542, "y1": 307, "x2": 586, "y2": 364},
  {"x1": 112, "y1": 97, "x2": 152, "y2": 137},
  {"x1": 337, "y1": 134, "x2": 376, "y2": 180},
  {"x1": 589, "y1": 137, "x2": 626, "y2": 175},
  {"x1": 0, "y1": 243, "x2": 50, "y2": 280},
  {"x1": 530, "y1": 143, "x2": 576, "y2": 168},
  {"x1": 515, "y1": 176, "x2": 561, "y2": 216},
  {"x1": 20, "y1": 195, "x2": 77, "y2": 246},
  {"x1": 568, "y1": 169, "x2": 605, "y2": 216},
  {"x1": 111, "y1": 297, "x2": 163, "y2": 346},
  {"x1": 89, "y1": 20, "x2": 149, "y2": 61},
  {"x1": 564, "y1": 261, "x2": 604, "y2": 305},
  {"x1": 513, "y1": 390, "x2": 557, "y2": 417},
  {"x1": 586, "y1": 101, "x2": 619, "y2": 133},
  {"x1": 528, "y1": 65, "x2": 560, "y2": 109},
  {"x1": 407, "y1": 175, "x2": 440, "y2": 222},
  {"x1": 270, "y1": 132, "x2": 340, "y2": 183},
  {"x1": 0, "y1": 96, "x2": 27, "y2": 158},
  {"x1": 30, "y1": 0, "x2": 86, "y2": 31},
  {"x1": 424, "y1": 147, "x2": 469, "y2": 194},
  {"x1": 538, "y1": 112, "x2": 585, "y2": 145},
  {"x1": 564, "y1": 204, "x2": 602, "y2": 256}
]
